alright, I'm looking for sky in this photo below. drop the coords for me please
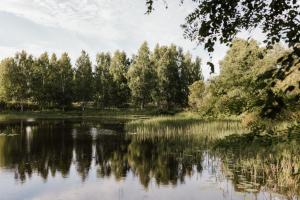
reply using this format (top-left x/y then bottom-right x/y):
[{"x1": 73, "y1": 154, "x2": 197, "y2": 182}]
[{"x1": 0, "y1": 0, "x2": 265, "y2": 78}]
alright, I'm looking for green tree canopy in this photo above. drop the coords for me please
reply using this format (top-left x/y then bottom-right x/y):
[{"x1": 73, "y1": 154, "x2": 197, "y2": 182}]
[
  {"x1": 127, "y1": 42, "x2": 155, "y2": 109},
  {"x1": 178, "y1": 50, "x2": 203, "y2": 106},
  {"x1": 0, "y1": 51, "x2": 34, "y2": 111},
  {"x1": 109, "y1": 50, "x2": 130, "y2": 107},
  {"x1": 152, "y1": 44, "x2": 181, "y2": 109},
  {"x1": 74, "y1": 50, "x2": 94, "y2": 110},
  {"x1": 31, "y1": 52, "x2": 49, "y2": 108},
  {"x1": 0, "y1": 58, "x2": 16, "y2": 102},
  {"x1": 57, "y1": 53, "x2": 74, "y2": 110},
  {"x1": 0, "y1": 41, "x2": 205, "y2": 112},
  {"x1": 94, "y1": 52, "x2": 112, "y2": 108},
  {"x1": 188, "y1": 80, "x2": 205, "y2": 109}
]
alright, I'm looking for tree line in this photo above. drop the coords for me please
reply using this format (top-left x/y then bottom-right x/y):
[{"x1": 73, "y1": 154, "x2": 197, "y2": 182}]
[{"x1": 0, "y1": 42, "x2": 203, "y2": 111}]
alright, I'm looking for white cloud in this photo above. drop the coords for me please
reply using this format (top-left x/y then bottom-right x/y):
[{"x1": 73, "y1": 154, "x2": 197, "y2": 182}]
[
  {"x1": 0, "y1": 0, "x2": 267, "y2": 78},
  {"x1": 0, "y1": 0, "x2": 182, "y2": 38}
]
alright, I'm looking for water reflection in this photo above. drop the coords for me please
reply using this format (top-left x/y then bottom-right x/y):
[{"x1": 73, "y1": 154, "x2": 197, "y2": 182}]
[
  {"x1": 213, "y1": 127, "x2": 300, "y2": 200},
  {"x1": 0, "y1": 119, "x2": 299, "y2": 200}
]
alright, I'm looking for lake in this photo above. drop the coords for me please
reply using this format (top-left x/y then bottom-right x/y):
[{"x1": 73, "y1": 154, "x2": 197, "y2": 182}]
[{"x1": 0, "y1": 119, "x2": 299, "y2": 200}]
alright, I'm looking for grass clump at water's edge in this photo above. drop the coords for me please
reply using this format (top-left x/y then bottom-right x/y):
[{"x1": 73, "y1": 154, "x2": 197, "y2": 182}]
[{"x1": 126, "y1": 112, "x2": 248, "y2": 140}]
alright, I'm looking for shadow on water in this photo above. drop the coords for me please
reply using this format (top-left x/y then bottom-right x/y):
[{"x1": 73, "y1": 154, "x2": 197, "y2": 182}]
[{"x1": 0, "y1": 119, "x2": 299, "y2": 199}]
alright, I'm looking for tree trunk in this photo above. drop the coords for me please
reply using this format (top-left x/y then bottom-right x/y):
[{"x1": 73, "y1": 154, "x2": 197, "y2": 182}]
[
  {"x1": 20, "y1": 120, "x2": 23, "y2": 135},
  {"x1": 81, "y1": 102, "x2": 85, "y2": 112},
  {"x1": 20, "y1": 103, "x2": 24, "y2": 112}
]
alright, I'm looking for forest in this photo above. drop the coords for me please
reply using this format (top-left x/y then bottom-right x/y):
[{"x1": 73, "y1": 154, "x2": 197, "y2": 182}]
[
  {"x1": 0, "y1": 39, "x2": 299, "y2": 123},
  {"x1": 0, "y1": 42, "x2": 202, "y2": 112}
]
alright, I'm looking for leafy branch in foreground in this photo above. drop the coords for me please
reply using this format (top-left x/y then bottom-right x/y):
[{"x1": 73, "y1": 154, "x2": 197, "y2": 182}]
[
  {"x1": 145, "y1": 0, "x2": 300, "y2": 72},
  {"x1": 146, "y1": 0, "x2": 300, "y2": 51}
]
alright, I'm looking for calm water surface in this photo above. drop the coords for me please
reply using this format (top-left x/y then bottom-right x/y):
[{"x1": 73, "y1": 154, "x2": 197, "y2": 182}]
[{"x1": 0, "y1": 119, "x2": 299, "y2": 200}]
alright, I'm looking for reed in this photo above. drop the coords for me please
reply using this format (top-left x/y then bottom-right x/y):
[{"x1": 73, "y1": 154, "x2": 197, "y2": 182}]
[{"x1": 126, "y1": 114, "x2": 248, "y2": 141}]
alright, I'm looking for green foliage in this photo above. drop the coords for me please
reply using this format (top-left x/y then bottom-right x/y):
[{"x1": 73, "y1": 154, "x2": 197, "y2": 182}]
[
  {"x1": 145, "y1": 0, "x2": 300, "y2": 52},
  {"x1": 188, "y1": 80, "x2": 205, "y2": 109},
  {"x1": 189, "y1": 38, "x2": 299, "y2": 120},
  {"x1": 0, "y1": 39, "x2": 297, "y2": 120},
  {"x1": 145, "y1": 0, "x2": 300, "y2": 74},
  {"x1": 109, "y1": 50, "x2": 131, "y2": 107},
  {"x1": 178, "y1": 50, "x2": 203, "y2": 106},
  {"x1": 0, "y1": 51, "x2": 34, "y2": 111},
  {"x1": 198, "y1": 39, "x2": 263, "y2": 116},
  {"x1": 56, "y1": 53, "x2": 74, "y2": 109},
  {"x1": 0, "y1": 42, "x2": 203, "y2": 112},
  {"x1": 94, "y1": 52, "x2": 112, "y2": 108},
  {"x1": 152, "y1": 45, "x2": 181, "y2": 109},
  {"x1": 127, "y1": 42, "x2": 155, "y2": 109},
  {"x1": 31, "y1": 52, "x2": 49, "y2": 108},
  {"x1": 44, "y1": 53, "x2": 74, "y2": 109},
  {"x1": 0, "y1": 58, "x2": 16, "y2": 102},
  {"x1": 151, "y1": 44, "x2": 203, "y2": 109},
  {"x1": 74, "y1": 50, "x2": 94, "y2": 110},
  {"x1": 253, "y1": 45, "x2": 299, "y2": 118}
]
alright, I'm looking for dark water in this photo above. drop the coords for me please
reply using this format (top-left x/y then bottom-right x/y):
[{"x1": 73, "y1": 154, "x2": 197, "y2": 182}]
[{"x1": 0, "y1": 119, "x2": 299, "y2": 200}]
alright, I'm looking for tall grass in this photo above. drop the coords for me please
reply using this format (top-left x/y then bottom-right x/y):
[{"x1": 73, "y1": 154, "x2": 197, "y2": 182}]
[
  {"x1": 213, "y1": 123, "x2": 300, "y2": 197},
  {"x1": 126, "y1": 114, "x2": 248, "y2": 141}
]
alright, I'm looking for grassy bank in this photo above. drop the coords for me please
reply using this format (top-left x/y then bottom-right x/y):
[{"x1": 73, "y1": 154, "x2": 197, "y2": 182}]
[{"x1": 0, "y1": 108, "x2": 159, "y2": 121}]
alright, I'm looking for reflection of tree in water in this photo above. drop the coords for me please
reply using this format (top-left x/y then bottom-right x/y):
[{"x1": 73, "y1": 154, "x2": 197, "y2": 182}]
[
  {"x1": 73, "y1": 122, "x2": 93, "y2": 181},
  {"x1": 0, "y1": 120, "x2": 131, "y2": 182},
  {"x1": 94, "y1": 133, "x2": 205, "y2": 187},
  {"x1": 212, "y1": 124, "x2": 300, "y2": 199},
  {"x1": 127, "y1": 136, "x2": 204, "y2": 188},
  {"x1": 95, "y1": 134, "x2": 130, "y2": 180},
  {"x1": 2, "y1": 119, "x2": 299, "y2": 199},
  {"x1": 0, "y1": 120, "x2": 205, "y2": 188},
  {"x1": 0, "y1": 120, "x2": 74, "y2": 182}
]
